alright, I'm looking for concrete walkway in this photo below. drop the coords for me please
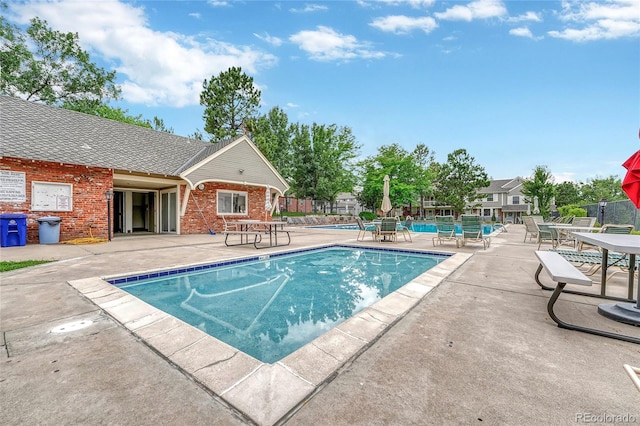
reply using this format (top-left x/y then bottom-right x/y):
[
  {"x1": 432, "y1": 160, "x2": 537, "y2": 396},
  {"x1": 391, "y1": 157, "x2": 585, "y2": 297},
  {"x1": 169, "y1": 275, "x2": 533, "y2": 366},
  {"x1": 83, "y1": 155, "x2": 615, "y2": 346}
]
[{"x1": 1, "y1": 225, "x2": 639, "y2": 425}]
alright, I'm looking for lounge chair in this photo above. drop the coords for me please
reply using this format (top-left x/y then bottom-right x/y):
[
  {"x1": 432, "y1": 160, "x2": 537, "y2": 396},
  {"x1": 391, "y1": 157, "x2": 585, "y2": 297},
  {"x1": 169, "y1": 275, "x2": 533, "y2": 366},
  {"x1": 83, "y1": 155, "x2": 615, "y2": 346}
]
[
  {"x1": 397, "y1": 217, "x2": 413, "y2": 242},
  {"x1": 376, "y1": 218, "x2": 398, "y2": 242},
  {"x1": 523, "y1": 215, "x2": 543, "y2": 242},
  {"x1": 459, "y1": 215, "x2": 490, "y2": 249},
  {"x1": 355, "y1": 217, "x2": 377, "y2": 241},
  {"x1": 432, "y1": 215, "x2": 458, "y2": 247}
]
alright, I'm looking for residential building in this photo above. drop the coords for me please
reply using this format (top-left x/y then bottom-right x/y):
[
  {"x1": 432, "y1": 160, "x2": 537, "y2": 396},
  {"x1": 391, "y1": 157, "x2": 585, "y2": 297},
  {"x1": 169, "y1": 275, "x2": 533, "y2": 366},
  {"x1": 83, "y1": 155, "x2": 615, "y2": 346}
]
[{"x1": 475, "y1": 177, "x2": 531, "y2": 223}]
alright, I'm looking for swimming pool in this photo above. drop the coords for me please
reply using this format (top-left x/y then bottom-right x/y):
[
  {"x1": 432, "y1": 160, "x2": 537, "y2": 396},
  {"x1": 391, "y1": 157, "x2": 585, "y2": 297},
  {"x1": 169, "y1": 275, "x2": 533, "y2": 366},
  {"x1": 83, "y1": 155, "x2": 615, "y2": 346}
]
[{"x1": 114, "y1": 245, "x2": 448, "y2": 363}]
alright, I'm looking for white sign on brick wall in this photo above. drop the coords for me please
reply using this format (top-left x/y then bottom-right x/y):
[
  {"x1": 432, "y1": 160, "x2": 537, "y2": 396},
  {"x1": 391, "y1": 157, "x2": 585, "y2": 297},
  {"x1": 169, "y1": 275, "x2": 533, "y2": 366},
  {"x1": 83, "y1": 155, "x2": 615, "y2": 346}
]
[
  {"x1": 0, "y1": 171, "x2": 26, "y2": 202},
  {"x1": 31, "y1": 181, "x2": 73, "y2": 212}
]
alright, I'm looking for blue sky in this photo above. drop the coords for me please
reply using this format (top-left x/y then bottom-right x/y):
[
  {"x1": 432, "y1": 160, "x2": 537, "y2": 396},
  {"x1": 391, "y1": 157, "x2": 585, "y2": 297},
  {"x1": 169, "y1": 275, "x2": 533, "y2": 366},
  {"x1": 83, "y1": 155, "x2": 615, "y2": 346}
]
[{"x1": 7, "y1": 0, "x2": 640, "y2": 183}]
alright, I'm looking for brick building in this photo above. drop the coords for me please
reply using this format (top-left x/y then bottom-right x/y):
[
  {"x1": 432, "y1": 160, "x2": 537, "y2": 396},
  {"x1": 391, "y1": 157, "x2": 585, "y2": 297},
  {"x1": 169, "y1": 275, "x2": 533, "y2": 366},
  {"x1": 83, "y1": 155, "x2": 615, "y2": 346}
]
[{"x1": 0, "y1": 95, "x2": 289, "y2": 243}]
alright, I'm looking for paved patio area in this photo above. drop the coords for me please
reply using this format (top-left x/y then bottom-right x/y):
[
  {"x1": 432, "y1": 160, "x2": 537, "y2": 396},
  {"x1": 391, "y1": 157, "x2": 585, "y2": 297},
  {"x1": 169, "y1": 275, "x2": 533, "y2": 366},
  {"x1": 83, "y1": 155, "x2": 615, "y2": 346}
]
[{"x1": 1, "y1": 224, "x2": 639, "y2": 425}]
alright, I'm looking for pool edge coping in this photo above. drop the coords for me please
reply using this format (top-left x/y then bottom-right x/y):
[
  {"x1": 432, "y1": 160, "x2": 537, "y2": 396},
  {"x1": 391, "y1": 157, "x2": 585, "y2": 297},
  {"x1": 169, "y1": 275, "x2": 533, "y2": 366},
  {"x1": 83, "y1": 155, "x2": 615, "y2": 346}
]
[{"x1": 67, "y1": 246, "x2": 472, "y2": 426}]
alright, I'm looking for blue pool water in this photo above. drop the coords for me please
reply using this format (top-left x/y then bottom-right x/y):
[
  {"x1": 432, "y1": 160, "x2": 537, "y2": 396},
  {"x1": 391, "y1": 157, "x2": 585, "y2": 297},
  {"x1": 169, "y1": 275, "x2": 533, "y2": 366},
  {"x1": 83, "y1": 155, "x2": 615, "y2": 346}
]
[
  {"x1": 115, "y1": 246, "x2": 448, "y2": 363},
  {"x1": 410, "y1": 223, "x2": 495, "y2": 235},
  {"x1": 314, "y1": 222, "x2": 495, "y2": 235}
]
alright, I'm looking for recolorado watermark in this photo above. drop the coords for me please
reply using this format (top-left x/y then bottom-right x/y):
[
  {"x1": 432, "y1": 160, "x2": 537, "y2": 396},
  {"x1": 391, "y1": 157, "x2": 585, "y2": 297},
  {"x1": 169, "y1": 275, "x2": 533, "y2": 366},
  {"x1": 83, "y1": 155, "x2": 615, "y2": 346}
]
[{"x1": 576, "y1": 413, "x2": 638, "y2": 423}]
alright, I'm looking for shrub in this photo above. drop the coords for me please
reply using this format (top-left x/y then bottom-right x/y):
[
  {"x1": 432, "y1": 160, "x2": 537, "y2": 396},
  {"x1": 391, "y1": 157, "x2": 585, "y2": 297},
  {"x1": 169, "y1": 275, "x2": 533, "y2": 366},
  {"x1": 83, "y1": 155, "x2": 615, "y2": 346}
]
[{"x1": 359, "y1": 211, "x2": 377, "y2": 221}]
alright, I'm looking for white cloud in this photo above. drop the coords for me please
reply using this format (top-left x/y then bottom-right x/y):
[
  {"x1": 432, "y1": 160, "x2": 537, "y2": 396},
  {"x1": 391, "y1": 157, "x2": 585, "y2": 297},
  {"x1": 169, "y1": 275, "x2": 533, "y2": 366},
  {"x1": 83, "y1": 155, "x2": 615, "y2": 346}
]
[
  {"x1": 509, "y1": 27, "x2": 539, "y2": 40},
  {"x1": 285, "y1": 102, "x2": 300, "y2": 108},
  {"x1": 189, "y1": 13, "x2": 202, "y2": 20},
  {"x1": 207, "y1": 1, "x2": 229, "y2": 7},
  {"x1": 435, "y1": 0, "x2": 507, "y2": 21},
  {"x1": 549, "y1": 0, "x2": 640, "y2": 41},
  {"x1": 370, "y1": 15, "x2": 438, "y2": 34},
  {"x1": 507, "y1": 11, "x2": 542, "y2": 23},
  {"x1": 374, "y1": 0, "x2": 436, "y2": 8},
  {"x1": 254, "y1": 32, "x2": 283, "y2": 47},
  {"x1": 9, "y1": 0, "x2": 276, "y2": 107},
  {"x1": 552, "y1": 172, "x2": 576, "y2": 184},
  {"x1": 290, "y1": 4, "x2": 328, "y2": 13},
  {"x1": 289, "y1": 26, "x2": 386, "y2": 61}
]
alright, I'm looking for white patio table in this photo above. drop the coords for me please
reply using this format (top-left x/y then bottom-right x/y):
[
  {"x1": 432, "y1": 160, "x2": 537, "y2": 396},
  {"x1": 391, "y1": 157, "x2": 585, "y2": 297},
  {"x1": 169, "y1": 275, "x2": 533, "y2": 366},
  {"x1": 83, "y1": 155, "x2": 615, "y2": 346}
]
[{"x1": 571, "y1": 232, "x2": 640, "y2": 327}]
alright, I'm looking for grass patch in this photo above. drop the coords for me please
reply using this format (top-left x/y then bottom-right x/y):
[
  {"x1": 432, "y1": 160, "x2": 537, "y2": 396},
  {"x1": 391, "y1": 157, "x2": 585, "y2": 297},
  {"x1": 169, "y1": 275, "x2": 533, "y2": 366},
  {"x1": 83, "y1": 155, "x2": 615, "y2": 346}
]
[{"x1": 0, "y1": 260, "x2": 53, "y2": 272}]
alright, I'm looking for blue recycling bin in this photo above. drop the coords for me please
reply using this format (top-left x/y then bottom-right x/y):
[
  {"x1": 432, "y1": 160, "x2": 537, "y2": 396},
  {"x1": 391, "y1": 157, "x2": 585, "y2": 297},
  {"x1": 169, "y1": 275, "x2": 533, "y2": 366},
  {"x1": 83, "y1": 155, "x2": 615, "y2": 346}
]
[
  {"x1": 0, "y1": 213, "x2": 28, "y2": 247},
  {"x1": 38, "y1": 216, "x2": 62, "y2": 244}
]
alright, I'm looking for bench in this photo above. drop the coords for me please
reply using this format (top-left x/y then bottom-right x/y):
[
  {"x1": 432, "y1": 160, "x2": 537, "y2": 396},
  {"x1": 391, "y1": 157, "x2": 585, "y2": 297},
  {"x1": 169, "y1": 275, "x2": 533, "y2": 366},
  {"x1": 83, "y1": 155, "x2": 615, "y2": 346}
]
[
  {"x1": 536, "y1": 250, "x2": 634, "y2": 302},
  {"x1": 222, "y1": 231, "x2": 263, "y2": 248},
  {"x1": 534, "y1": 251, "x2": 639, "y2": 344}
]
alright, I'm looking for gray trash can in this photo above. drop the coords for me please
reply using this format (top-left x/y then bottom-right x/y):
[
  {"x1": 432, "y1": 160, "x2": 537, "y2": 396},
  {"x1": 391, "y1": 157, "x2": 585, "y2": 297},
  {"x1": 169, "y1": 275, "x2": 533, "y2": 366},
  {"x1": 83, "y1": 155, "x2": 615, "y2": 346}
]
[{"x1": 38, "y1": 216, "x2": 62, "y2": 244}]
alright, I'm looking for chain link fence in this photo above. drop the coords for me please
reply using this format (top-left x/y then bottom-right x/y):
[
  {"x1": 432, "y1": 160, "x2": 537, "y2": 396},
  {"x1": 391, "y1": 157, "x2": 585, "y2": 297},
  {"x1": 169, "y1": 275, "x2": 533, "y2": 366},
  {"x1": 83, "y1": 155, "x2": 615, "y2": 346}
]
[{"x1": 583, "y1": 200, "x2": 639, "y2": 229}]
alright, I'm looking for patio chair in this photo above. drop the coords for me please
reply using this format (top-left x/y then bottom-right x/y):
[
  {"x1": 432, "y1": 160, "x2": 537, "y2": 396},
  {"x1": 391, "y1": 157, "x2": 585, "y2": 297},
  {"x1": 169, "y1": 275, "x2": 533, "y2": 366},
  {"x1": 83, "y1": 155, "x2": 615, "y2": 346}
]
[
  {"x1": 355, "y1": 217, "x2": 377, "y2": 241},
  {"x1": 557, "y1": 216, "x2": 597, "y2": 246},
  {"x1": 536, "y1": 222, "x2": 559, "y2": 249},
  {"x1": 523, "y1": 215, "x2": 543, "y2": 242},
  {"x1": 578, "y1": 224, "x2": 634, "y2": 251},
  {"x1": 459, "y1": 215, "x2": 490, "y2": 249},
  {"x1": 397, "y1": 217, "x2": 413, "y2": 242},
  {"x1": 376, "y1": 218, "x2": 398, "y2": 242},
  {"x1": 432, "y1": 215, "x2": 458, "y2": 247}
]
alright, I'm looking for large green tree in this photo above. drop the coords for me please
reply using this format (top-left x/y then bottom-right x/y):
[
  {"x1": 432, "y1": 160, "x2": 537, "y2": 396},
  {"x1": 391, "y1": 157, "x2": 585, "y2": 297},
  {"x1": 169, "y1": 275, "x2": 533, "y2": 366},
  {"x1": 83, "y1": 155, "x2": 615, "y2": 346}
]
[
  {"x1": 289, "y1": 123, "x2": 360, "y2": 211},
  {"x1": 578, "y1": 176, "x2": 625, "y2": 203},
  {"x1": 247, "y1": 106, "x2": 293, "y2": 179},
  {"x1": 521, "y1": 165, "x2": 556, "y2": 218},
  {"x1": 554, "y1": 181, "x2": 581, "y2": 207},
  {"x1": 200, "y1": 66, "x2": 261, "y2": 141},
  {"x1": 412, "y1": 144, "x2": 436, "y2": 218},
  {"x1": 357, "y1": 144, "x2": 421, "y2": 214},
  {"x1": 0, "y1": 15, "x2": 120, "y2": 104},
  {"x1": 434, "y1": 148, "x2": 490, "y2": 215}
]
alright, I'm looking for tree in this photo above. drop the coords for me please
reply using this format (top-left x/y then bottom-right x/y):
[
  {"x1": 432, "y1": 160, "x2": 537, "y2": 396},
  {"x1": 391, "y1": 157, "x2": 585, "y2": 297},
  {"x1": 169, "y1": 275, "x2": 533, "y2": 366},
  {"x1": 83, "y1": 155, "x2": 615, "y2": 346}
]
[
  {"x1": 0, "y1": 15, "x2": 120, "y2": 105},
  {"x1": 200, "y1": 66, "x2": 261, "y2": 141},
  {"x1": 289, "y1": 123, "x2": 360, "y2": 211},
  {"x1": 412, "y1": 144, "x2": 436, "y2": 218},
  {"x1": 578, "y1": 176, "x2": 625, "y2": 204},
  {"x1": 357, "y1": 144, "x2": 421, "y2": 214},
  {"x1": 521, "y1": 166, "x2": 556, "y2": 218},
  {"x1": 554, "y1": 181, "x2": 581, "y2": 207},
  {"x1": 434, "y1": 149, "x2": 490, "y2": 215},
  {"x1": 247, "y1": 107, "x2": 293, "y2": 179}
]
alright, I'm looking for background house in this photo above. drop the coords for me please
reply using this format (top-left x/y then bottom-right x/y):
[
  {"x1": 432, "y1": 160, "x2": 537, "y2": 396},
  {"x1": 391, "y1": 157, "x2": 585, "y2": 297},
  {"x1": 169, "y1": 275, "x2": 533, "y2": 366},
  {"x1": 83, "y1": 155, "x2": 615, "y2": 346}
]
[
  {"x1": 0, "y1": 95, "x2": 289, "y2": 243},
  {"x1": 476, "y1": 178, "x2": 530, "y2": 223}
]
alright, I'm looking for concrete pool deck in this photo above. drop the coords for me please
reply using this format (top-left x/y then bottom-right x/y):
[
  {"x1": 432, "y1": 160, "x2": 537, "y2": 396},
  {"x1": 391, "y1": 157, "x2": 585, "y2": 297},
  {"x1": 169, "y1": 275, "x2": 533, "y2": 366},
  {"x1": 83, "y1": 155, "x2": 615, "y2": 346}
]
[{"x1": 1, "y1": 225, "x2": 639, "y2": 425}]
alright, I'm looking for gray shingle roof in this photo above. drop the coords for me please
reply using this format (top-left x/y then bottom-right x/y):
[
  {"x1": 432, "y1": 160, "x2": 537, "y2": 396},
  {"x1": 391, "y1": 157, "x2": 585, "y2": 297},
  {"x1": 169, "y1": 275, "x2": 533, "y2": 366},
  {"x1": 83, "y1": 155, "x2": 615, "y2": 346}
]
[
  {"x1": 480, "y1": 177, "x2": 524, "y2": 194},
  {"x1": 0, "y1": 95, "x2": 230, "y2": 176}
]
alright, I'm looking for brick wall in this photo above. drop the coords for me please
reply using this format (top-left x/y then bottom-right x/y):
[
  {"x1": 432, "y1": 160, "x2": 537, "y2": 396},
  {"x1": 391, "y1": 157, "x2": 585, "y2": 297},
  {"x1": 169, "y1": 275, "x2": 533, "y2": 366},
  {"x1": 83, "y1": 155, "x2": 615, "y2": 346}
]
[
  {"x1": 0, "y1": 157, "x2": 112, "y2": 243},
  {"x1": 0, "y1": 157, "x2": 273, "y2": 241},
  {"x1": 180, "y1": 183, "x2": 271, "y2": 234}
]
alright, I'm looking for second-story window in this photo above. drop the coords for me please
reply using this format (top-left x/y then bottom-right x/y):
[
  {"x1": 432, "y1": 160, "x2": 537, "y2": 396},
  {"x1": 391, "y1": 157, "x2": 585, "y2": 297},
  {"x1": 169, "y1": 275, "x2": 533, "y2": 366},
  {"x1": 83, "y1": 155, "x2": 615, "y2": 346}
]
[
  {"x1": 486, "y1": 194, "x2": 494, "y2": 202},
  {"x1": 512, "y1": 195, "x2": 520, "y2": 205}
]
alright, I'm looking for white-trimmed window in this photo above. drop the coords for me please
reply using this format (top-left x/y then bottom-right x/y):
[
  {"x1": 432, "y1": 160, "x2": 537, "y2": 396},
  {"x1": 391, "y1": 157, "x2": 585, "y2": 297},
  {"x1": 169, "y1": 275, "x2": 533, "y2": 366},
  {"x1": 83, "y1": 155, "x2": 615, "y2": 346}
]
[
  {"x1": 512, "y1": 195, "x2": 520, "y2": 205},
  {"x1": 217, "y1": 190, "x2": 247, "y2": 214},
  {"x1": 486, "y1": 193, "x2": 494, "y2": 202}
]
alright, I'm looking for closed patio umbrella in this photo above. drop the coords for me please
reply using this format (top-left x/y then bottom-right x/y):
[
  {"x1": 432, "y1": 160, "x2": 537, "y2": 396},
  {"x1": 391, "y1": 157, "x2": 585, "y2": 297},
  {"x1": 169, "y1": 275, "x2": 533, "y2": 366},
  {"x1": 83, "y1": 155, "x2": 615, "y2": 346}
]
[
  {"x1": 265, "y1": 185, "x2": 272, "y2": 220},
  {"x1": 381, "y1": 175, "x2": 392, "y2": 217},
  {"x1": 622, "y1": 149, "x2": 640, "y2": 209}
]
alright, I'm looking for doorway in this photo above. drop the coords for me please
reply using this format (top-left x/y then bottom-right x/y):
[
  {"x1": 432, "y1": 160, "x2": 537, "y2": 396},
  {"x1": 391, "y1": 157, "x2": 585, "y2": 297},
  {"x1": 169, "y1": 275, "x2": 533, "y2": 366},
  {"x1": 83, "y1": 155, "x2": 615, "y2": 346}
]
[{"x1": 113, "y1": 190, "x2": 157, "y2": 234}]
